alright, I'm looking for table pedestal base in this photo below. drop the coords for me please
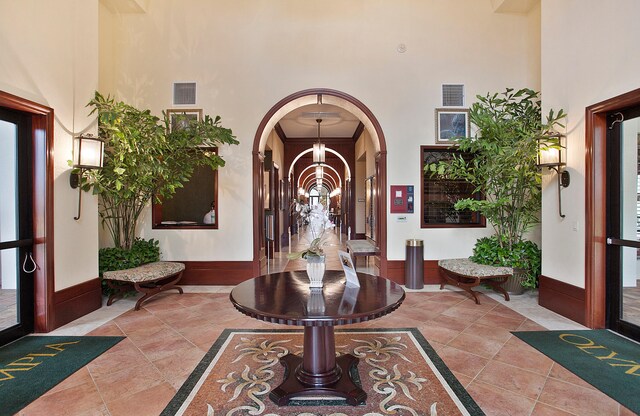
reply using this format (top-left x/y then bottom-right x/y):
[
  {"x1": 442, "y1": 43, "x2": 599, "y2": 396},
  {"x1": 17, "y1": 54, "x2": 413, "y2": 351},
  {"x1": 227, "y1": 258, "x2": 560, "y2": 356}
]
[
  {"x1": 269, "y1": 353, "x2": 366, "y2": 406},
  {"x1": 269, "y1": 325, "x2": 366, "y2": 406}
]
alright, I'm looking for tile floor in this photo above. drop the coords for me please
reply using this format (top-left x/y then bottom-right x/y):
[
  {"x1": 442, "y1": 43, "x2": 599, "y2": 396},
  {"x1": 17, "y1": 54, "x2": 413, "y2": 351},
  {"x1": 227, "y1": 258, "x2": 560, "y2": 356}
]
[{"x1": 17, "y1": 230, "x2": 637, "y2": 415}]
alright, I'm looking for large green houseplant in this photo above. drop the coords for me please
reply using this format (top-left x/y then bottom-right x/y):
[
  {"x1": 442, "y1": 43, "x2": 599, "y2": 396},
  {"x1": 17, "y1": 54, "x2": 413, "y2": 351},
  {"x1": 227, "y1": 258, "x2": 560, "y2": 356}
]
[
  {"x1": 83, "y1": 92, "x2": 239, "y2": 250},
  {"x1": 425, "y1": 88, "x2": 566, "y2": 289}
]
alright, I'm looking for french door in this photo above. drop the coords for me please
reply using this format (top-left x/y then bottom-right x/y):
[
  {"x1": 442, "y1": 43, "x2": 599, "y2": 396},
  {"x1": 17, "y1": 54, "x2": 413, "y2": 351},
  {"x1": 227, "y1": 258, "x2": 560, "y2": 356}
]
[
  {"x1": 606, "y1": 105, "x2": 640, "y2": 341},
  {"x1": 0, "y1": 108, "x2": 35, "y2": 346}
]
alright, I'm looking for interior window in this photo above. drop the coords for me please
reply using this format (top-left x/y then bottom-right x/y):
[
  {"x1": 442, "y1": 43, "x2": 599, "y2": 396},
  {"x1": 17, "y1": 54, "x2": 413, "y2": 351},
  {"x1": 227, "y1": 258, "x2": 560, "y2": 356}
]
[
  {"x1": 152, "y1": 147, "x2": 219, "y2": 229},
  {"x1": 421, "y1": 145, "x2": 485, "y2": 228}
]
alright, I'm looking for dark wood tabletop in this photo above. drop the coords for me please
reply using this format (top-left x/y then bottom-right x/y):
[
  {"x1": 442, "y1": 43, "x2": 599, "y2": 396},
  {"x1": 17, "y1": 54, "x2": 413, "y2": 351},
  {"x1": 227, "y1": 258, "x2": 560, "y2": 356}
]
[{"x1": 229, "y1": 270, "x2": 405, "y2": 327}]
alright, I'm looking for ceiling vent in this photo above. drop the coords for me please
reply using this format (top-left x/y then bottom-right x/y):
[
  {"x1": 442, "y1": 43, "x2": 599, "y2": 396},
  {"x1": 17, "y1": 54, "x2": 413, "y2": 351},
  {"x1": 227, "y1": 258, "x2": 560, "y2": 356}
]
[
  {"x1": 173, "y1": 82, "x2": 197, "y2": 105},
  {"x1": 442, "y1": 84, "x2": 464, "y2": 107}
]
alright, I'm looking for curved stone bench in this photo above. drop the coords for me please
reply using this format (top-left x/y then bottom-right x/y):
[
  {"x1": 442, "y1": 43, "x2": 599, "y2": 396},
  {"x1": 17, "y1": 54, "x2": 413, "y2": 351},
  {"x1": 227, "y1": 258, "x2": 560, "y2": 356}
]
[
  {"x1": 438, "y1": 258, "x2": 511, "y2": 304},
  {"x1": 103, "y1": 261, "x2": 185, "y2": 310}
]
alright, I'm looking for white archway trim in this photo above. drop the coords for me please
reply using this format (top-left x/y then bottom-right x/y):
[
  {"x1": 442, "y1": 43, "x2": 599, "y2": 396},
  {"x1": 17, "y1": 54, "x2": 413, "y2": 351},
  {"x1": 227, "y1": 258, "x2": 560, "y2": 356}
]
[
  {"x1": 297, "y1": 163, "x2": 342, "y2": 188},
  {"x1": 258, "y1": 96, "x2": 317, "y2": 153},
  {"x1": 322, "y1": 95, "x2": 381, "y2": 154},
  {"x1": 288, "y1": 148, "x2": 351, "y2": 180},
  {"x1": 299, "y1": 171, "x2": 337, "y2": 191}
]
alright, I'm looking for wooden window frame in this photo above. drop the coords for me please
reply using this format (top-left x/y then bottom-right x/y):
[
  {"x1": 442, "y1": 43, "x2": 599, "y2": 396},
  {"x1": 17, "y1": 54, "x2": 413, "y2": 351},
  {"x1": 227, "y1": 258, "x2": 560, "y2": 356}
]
[
  {"x1": 420, "y1": 145, "x2": 485, "y2": 228},
  {"x1": 151, "y1": 147, "x2": 219, "y2": 230}
]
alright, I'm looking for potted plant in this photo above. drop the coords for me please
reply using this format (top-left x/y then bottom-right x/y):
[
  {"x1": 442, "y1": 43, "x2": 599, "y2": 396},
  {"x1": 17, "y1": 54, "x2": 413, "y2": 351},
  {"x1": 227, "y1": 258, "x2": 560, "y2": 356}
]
[
  {"x1": 425, "y1": 88, "x2": 565, "y2": 292},
  {"x1": 78, "y1": 92, "x2": 239, "y2": 292}
]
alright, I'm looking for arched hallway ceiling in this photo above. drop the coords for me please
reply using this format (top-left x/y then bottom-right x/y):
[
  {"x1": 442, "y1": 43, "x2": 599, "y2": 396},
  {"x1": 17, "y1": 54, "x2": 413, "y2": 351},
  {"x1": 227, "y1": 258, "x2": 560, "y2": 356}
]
[{"x1": 277, "y1": 103, "x2": 361, "y2": 139}]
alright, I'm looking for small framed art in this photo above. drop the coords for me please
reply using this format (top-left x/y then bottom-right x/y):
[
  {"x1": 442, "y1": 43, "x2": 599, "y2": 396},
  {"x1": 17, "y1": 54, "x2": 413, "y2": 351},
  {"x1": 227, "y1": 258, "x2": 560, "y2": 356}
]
[
  {"x1": 166, "y1": 109, "x2": 202, "y2": 132},
  {"x1": 435, "y1": 108, "x2": 469, "y2": 144}
]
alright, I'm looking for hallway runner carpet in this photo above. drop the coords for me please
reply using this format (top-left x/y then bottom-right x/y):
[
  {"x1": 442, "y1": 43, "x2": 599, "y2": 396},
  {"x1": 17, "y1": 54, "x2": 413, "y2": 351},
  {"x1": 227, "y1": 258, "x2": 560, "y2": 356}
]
[
  {"x1": 513, "y1": 329, "x2": 640, "y2": 414},
  {"x1": 0, "y1": 335, "x2": 124, "y2": 415},
  {"x1": 163, "y1": 328, "x2": 484, "y2": 415}
]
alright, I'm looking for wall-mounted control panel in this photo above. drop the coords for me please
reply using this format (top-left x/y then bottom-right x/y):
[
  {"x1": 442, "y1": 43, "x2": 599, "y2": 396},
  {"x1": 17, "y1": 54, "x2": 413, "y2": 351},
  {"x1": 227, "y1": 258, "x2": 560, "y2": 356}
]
[{"x1": 390, "y1": 185, "x2": 414, "y2": 214}]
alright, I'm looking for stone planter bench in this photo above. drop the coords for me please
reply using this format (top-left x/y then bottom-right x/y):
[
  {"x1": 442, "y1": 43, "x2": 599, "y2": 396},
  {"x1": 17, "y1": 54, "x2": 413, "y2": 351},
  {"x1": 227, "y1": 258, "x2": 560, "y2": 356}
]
[
  {"x1": 438, "y1": 258, "x2": 511, "y2": 304},
  {"x1": 103, "y1": 261, "x2": 185, "y2": 310},
  {"x1": 346, "y1": 240, "x2": 380, "y2": 270}
]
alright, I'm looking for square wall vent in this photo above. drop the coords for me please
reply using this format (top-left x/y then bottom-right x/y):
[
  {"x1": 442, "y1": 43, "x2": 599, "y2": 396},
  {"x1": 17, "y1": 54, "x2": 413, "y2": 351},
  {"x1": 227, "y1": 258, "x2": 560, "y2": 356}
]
[
  {"x1": 173, "y1": 82, "x2": 197, "y2": 105},
  {"x1": 442, "y1": 84, "x2": 464, "y2": 107}
]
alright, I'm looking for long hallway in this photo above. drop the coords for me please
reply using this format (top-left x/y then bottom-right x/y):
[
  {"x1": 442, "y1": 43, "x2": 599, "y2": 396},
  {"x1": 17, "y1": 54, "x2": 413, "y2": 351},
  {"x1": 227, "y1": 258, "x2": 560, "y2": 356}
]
[{"x1": 19, "y1": 232, "x2": 632, "y2": 415}]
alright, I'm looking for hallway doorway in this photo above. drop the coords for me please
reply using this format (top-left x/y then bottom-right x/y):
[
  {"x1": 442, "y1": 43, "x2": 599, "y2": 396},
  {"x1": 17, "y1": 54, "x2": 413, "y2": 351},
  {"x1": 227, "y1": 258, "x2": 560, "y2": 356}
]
[
  {"x1": 252, "y1": 89, "x2": 388, "y2": 277},
  {"x1": 0, "y1": 91, "x2": 53, "y2": 338},
  {"x1": 586, "y1": 87, "x2": 640, "y2": 335},
  {"x1": 605, "y1": 104, "x2": 640, "y2": 341}
]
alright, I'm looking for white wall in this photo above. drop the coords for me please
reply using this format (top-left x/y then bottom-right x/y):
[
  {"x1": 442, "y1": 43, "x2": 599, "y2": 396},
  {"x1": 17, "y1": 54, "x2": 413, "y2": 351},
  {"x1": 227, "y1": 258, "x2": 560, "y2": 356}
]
[
  {"x1": 541, "y1": 0, "x2": 640, "y2": 287},
  {"x1": 99, "y1": 0, "x2": 541, "y2": 262},
  {"x1": 0, "y1": 0, "x2": 100, "y2": 291}
]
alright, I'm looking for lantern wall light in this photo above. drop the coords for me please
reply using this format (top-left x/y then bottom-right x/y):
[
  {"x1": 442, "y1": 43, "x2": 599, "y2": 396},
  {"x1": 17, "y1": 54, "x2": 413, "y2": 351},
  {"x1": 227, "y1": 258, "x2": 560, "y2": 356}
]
[
  {"x1": 537, "y1": 133, "x2": 569, "y2": 218},
  {"x1": 70, "y1": 134, "x2": 104, "y2": 221}
]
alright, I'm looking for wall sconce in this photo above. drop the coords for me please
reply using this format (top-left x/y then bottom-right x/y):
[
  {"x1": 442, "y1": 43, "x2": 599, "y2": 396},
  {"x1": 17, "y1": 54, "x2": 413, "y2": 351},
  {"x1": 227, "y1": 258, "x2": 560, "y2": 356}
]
[
  {"x1": 70, "y1": 134, "x2": 104, "y2": 220},
  {"x1": 537, "y1": 134, "x2": 569, "y2": 218},
  {"x1": 329, "y1": 187, "x2": 341, "y2": 198}
]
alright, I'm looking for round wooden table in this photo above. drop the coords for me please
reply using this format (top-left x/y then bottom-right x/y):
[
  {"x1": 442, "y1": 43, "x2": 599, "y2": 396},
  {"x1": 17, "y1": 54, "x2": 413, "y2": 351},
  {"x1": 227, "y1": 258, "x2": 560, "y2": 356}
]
[{"x1": 229, "y1": 270, "x2": 405, "y2": 406}]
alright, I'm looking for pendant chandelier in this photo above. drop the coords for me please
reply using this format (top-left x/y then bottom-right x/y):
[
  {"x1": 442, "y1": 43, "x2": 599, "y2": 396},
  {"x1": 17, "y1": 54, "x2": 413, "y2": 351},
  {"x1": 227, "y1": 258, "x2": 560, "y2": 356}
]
[{"x1": 312, "y1": 118, "x2": 325, "y2": 164}]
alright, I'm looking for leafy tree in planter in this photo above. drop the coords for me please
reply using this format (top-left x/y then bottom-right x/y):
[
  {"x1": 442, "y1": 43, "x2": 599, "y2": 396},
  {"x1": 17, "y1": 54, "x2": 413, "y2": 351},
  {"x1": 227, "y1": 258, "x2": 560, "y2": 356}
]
[
  {"x1": 425, "y1": 88, "x2": 565, "y2": 287},
  {"x1": 83, "y1": 91, "x2": 239, "y2": 250}
]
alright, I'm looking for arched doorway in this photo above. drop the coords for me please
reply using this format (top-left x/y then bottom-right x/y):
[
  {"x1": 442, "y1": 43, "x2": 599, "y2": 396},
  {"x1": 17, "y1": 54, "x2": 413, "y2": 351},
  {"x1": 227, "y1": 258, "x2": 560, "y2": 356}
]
[{"x1": 252, "y1": 88, "x2": 387, "y2": 276}]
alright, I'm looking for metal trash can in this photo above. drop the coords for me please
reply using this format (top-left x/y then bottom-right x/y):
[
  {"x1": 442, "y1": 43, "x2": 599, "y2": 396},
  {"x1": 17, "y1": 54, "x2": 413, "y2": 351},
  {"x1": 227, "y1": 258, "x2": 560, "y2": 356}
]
[{"x1": 405, "y1": 239, "x2": 424, "y2": 289}]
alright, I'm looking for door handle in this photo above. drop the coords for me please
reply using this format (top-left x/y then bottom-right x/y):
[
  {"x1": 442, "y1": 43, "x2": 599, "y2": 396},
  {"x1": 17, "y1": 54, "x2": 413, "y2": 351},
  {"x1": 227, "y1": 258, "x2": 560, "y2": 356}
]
[
  {"x1": 606, "y1": 238, "x2": 640, "y2": 248},
  {"x1": 23, "y1": 252, "x2": 38, "y2": 273}
]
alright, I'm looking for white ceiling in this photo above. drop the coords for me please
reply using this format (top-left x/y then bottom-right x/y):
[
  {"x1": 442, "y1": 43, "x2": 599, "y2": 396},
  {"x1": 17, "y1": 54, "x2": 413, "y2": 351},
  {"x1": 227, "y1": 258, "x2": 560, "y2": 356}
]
[{"x1": 277, "y1": 104, "x2": 361, "y2": 139}]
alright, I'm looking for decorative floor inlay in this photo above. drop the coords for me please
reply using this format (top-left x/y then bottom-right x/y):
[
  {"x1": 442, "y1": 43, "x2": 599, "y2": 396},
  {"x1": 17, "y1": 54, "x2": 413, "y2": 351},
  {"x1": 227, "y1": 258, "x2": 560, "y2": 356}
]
[{"x1": 163, "y1": 328, "x2": 483, "y2": 416}]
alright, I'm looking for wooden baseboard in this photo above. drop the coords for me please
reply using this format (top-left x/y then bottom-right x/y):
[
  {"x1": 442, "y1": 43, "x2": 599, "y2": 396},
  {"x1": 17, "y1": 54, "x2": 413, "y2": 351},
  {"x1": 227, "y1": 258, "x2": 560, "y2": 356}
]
[
  {"x1": 51, "y1": 278, "x2": 102, "y2": 330},
  {"x1": 386, "y1": 260, "x2": 442, "y2": 285},
  {"x1": 539, "y1": 275, "x2": 586, "y2": 325},
  {"x1": 180, "y1": 261, "x2": 254, "y2": 285}
]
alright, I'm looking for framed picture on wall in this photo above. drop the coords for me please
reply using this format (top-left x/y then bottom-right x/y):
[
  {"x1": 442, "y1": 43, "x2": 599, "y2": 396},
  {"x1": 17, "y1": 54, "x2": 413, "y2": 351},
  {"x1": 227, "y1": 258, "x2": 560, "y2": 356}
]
[
  {"x1": 166, "y1": 109, "x2": 202, "y2": 132},
  {"x1": 435, "y1": 108, "x2": 470, "y2": 144}
]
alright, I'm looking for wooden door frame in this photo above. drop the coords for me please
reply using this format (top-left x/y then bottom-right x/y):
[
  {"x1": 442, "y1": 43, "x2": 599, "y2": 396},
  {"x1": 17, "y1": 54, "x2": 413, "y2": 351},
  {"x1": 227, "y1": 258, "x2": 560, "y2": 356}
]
[
  {"x1": 0, "y1": 90, "x2": 54, "y2": 333},
  {"x1": 586, "y1": 87, "x2": 640, "y2": 328},
  {"x1": 252, "y1": 88, "x2": 387, "y2": 277}
]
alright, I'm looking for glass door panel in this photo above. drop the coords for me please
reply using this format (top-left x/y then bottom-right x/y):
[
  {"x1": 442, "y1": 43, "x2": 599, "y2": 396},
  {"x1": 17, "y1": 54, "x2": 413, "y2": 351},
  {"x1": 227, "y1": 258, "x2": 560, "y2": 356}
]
[
  {"x1": 607, "y1": 108, "x2": 640, "y2": 340},
  {"x1": 0, "y1": 119, "x2": 19, "y2": 332},
  {"x1": 0, "y1": 110, "x2": 34, "y2": 345}
]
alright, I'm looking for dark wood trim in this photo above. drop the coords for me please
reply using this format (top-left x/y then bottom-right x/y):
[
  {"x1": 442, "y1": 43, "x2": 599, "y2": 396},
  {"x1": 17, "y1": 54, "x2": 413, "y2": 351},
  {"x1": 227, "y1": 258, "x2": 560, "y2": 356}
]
[
  {"x1": 180, "y1": 261, "x2": 254, "y2": 285},
  {"x1": 52, "y1": 278, "x2": 102, "y2": 329},
  {"x1": 352, "y1": 122, "x2": 365, "y2": 142},
  {"x1": 377, "y1": 151, "x2": 387, "y2": 276},
  {"x1": 539, "y1": 275, "x2": 586, "y2": 326},
  {"x1": 386, "y1": 260, "x2": 442, "y2": 285},
  {"x1": 252, "y1": 89, "x2": 388, "y2": 277},
  {"x1": 274, "y1": 123, "x2": 287, "y2": 142},
  {"x1": 0, "y1": 90, "x2": 55, "y2": 333},
  {"x1": 253, "y1": 151, "x2": 265, "y2": 277},
  {"x1": 585, "y1": 87, "x2": 640, "y2": 328}
]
